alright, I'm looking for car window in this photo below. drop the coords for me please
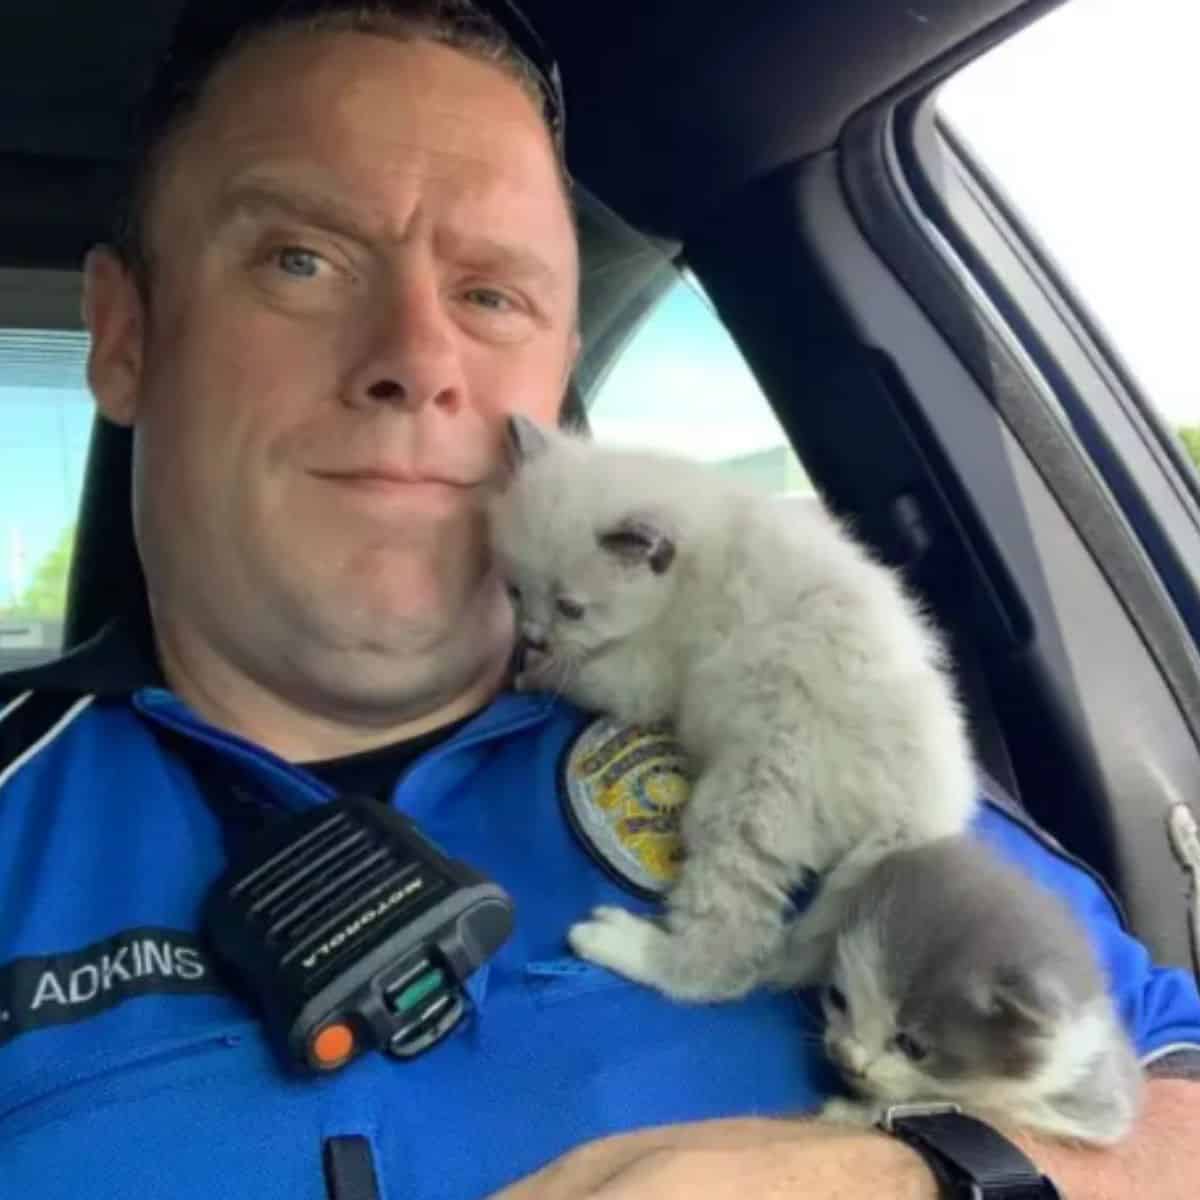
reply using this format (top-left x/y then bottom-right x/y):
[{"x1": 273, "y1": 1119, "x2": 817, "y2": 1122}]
[
  {"x1": 0, "y1": 324, "x2": 92, "y2": 670},
  {"x1": 586, "y1": 273, "x2": 812, "y2": 497},
  {"x1": 938, "y1": 0, "x2": 1199, "y2": 461}
]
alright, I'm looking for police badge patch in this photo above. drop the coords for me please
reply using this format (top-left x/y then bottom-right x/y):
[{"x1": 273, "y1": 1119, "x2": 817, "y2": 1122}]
[{"x1": 560, "y1": 717, "x2": 691, "y2": 898}]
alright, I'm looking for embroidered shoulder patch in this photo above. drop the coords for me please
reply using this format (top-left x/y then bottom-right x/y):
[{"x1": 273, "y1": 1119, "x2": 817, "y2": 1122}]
[{"x1": 560, "y1": 717, "x2": 691, "y2": 897}]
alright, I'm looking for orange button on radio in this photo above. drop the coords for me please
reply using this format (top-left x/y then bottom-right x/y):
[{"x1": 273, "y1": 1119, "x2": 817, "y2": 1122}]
[{"x1": 310, "y1": 1021, "x2": 356, "y2": 1069}]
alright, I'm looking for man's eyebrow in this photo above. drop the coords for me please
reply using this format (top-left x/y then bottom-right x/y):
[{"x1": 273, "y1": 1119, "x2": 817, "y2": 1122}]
[
  {"x1": 436, "y1": 231, "x2": 564, "y2": 293},
  {"x1": 213, "y1": 181, "x2": 370, "y2": 240}
]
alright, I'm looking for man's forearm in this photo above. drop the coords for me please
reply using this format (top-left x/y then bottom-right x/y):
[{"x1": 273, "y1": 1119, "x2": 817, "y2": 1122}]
[
  {"x1": 494, "y1": 1079, "x2": 1199, "y2": 1198},
  {"x1": 1013, "y1": 1078, "x2": 1199, "y2": 1200}
]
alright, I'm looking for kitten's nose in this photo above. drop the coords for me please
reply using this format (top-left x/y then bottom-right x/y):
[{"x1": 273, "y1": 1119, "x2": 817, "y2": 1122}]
[
  {"x1": 828, "y1": 1039, "x2": 868, "y2": 1078},
  {"x1": 521, "y1": 623, "x2": 548, "y2": 652}
]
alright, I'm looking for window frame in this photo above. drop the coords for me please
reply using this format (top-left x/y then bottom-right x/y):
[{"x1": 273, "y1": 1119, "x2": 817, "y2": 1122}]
[
  {"x1": 877, "y1": 90, "x2": 1200, "y2": 686},
  {"x1": 0, "y1": 267, "x2": 83, "y2": 330},
  {"x1": 818, "y1": 18, "x2": 1200, "y2": 968}
]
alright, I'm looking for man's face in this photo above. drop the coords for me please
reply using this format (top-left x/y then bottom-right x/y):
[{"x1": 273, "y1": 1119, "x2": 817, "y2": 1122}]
[{"x1": 87, "y1": 31, "x2": 579, "y2": 724}]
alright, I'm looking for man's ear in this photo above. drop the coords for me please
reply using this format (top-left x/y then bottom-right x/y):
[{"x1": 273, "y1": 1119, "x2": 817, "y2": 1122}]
[{"x1": 82, "y1": 246, "x2": 145, "y2": 427}]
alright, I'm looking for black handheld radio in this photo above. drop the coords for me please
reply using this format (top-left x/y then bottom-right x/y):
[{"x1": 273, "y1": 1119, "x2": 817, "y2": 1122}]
[{"x1": 204, "y1": 797, "x2": 514, "y2": 1072}]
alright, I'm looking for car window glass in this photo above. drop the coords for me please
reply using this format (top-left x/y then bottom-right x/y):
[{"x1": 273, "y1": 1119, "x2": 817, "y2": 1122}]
[
  {"x1": 0, "y1": 326, "x2": 92, "y2": 669},
  {"x1": 586, "y1": 273, "x2": 813, "y2": 496},
  {"x1": 938, "y1": 0, "x2": 1200, "y2": 461}
]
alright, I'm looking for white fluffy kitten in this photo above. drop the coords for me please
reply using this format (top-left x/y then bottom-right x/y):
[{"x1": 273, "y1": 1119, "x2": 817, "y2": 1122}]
[
  {"x1": 487, "y1": 415, "x2": 976, "y2": 1001},
  {"x1": 819, "y1": 836, "x2": 1142, "y2": 1144}
]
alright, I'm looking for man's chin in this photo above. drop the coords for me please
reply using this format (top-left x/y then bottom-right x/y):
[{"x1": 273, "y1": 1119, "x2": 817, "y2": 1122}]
[{"x1": 290, "y1": 636, "x2": 506, "y2": 721}]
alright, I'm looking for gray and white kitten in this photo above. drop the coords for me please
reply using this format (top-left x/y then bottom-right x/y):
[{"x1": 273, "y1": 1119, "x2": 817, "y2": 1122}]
[
  {"x1": 487, "y1": 415, "x2": 976, "y2": 1001},
  {"x1": 818, "y1": 835, "x2": 1142, "y2": 1144}
]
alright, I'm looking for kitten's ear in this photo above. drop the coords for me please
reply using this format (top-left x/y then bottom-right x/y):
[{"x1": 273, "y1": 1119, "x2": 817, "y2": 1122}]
[
  {"x1": 988, "y1": 968, "x2": 1068, "y2": 1030},
  {"x1": 597, "y1": 515, "x2": 676, "y2": 575},
  {"x1": 505, "y1": 414, "x2": 551, "y2": 470}
]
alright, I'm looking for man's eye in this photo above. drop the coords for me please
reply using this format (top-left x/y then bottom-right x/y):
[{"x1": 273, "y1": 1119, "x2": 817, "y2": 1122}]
[
  {"x1": 505, "y1": 582, "x2": 522, "y2": 604},
  {"x1": 274, "y1": 247, "x2": 323, "y2": 278},
  {"x1": 464, "y1": 287, "x2": 515, "y2": 312}
]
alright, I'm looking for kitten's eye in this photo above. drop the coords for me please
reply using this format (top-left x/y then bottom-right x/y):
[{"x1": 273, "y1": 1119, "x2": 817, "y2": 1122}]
[
  {"x1": 892, "y1": 1032, "x2": 927, "y2": 1062},
  {"x1": 825, "y1": 985, "x2": 848, "y2": 1015},
  {"x1": 556, "y1": 596, "x2": 585, "y2": 620}
]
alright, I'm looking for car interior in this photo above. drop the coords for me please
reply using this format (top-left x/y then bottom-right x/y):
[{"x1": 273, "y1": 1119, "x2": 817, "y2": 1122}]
[{"x1": 3, "y1": 0, "x2": 1200, "y2": 984}]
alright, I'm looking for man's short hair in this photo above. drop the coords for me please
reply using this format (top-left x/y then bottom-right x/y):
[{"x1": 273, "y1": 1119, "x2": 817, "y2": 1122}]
[{"x1": 115, "y1": 0, "x2": 569, "y2": 292}]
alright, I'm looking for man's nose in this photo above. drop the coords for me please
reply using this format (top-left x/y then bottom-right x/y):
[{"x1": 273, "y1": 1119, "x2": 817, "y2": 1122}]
[{"x1": 345, "y1": 275, "x2": 465, "y2": 415}]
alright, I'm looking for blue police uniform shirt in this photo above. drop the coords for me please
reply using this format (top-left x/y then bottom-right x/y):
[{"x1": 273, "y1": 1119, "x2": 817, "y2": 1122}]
[{"x1": 2, "y1": 625, "x2": 1200, "y2": 1199}]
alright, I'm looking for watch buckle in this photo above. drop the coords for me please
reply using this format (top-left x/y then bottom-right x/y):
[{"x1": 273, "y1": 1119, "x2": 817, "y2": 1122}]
[{"x1": 879, "y1": 1101, "x2": 963, "y2": 1133}]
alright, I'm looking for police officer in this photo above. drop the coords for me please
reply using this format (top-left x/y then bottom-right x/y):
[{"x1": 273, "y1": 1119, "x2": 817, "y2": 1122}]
[{"x1": 2, "y1": 3, "x2": 1199, "y2": 1197}]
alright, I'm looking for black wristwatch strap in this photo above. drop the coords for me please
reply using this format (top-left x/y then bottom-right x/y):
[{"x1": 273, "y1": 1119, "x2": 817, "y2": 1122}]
[{"x1": 880, "y1": 1105, "x2": 1062, "y2": 1199}]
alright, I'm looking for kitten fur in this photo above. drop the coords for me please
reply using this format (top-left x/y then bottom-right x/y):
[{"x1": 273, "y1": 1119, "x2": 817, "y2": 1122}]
[
  {"x1": 818, "y1": 835, "x2": 1142, "y2": 1144},
  {"x1": 487, "y1": 416, "x2": 977, "y2": 1001}
]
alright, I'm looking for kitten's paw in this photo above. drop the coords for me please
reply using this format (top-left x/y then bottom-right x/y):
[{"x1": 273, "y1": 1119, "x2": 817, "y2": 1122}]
[{"x1": 568, "y1": 907, "x2": 663, "y2": 985}]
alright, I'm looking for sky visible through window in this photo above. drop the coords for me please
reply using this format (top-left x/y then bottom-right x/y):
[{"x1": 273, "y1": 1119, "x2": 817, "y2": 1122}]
[{"x1": 1, "y1": 334, "x2": 91, "y2": 610}]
